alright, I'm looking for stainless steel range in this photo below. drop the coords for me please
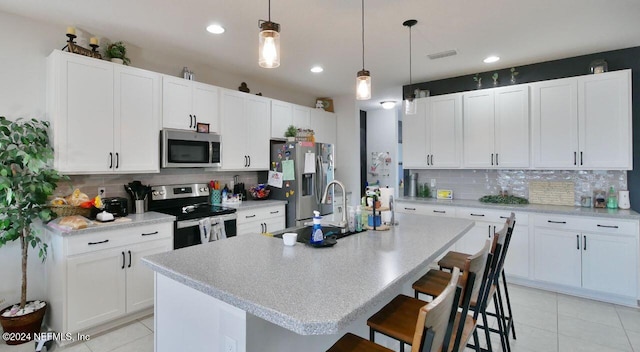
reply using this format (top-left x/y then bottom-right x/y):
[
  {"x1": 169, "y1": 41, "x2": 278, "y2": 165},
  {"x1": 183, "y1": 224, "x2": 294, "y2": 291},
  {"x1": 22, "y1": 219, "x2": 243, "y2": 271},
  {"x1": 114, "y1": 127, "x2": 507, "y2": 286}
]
[{"x1": 148, "y1": 183, "x2": 237, "y2": 249}]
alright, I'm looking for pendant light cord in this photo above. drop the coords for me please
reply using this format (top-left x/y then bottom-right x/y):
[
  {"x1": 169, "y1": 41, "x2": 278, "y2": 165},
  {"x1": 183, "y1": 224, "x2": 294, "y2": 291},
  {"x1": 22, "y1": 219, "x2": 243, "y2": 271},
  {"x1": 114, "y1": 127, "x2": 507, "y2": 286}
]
[
  {"x1": 361, "y1": 0, "x2": 365, "y2": 70},
  {"x1": 409, "y1": 24, "x2": 412, "y2": 87},
  {"x1": 268, "y1": 0, "x2": 271, "y2": 21}
]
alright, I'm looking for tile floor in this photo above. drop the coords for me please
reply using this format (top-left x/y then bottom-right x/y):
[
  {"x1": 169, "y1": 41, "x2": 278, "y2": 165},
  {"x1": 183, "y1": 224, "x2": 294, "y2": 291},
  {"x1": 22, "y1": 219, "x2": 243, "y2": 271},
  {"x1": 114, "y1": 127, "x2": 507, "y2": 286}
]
[{"x1": 1, "y1": 284, "x2": 639, "y2": 352}]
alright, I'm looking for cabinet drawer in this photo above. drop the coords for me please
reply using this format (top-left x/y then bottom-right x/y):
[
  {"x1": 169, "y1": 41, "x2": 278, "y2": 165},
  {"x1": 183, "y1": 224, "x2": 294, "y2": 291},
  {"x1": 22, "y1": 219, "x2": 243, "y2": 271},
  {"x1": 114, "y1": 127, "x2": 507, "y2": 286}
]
[
  {"x1": 237, "y1": 205, "x2": 285, "y2": 224},
  {"x1": 582, "y1": 218, "x2": 638, "y2": 235},
  {"x1": 395, "y1": 202, "x2": 455, "y2": 217},
  {"x1": 534, "y1": 214, "x2": 582, "y2": 230},
  {"x1": 457, "y1": 208, "x2": 527, "y2": 225},
  {"x1": 66, "y1": 223, "x2": 172, "y2": 256}
]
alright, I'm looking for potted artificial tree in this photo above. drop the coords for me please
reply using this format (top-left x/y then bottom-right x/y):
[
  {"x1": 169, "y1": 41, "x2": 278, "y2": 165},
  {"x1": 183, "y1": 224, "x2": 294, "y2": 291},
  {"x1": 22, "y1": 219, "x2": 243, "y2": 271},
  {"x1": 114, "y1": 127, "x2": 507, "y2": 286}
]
[
  {"x1": 105, "y1": 41, "x2": 131, "y2": 65},
  {"x1": 285, "y1": 125, "x2": 297, "y2": 142},
  {"x1": 0, "y1": 117, "x2": 66, "y2": 344}
]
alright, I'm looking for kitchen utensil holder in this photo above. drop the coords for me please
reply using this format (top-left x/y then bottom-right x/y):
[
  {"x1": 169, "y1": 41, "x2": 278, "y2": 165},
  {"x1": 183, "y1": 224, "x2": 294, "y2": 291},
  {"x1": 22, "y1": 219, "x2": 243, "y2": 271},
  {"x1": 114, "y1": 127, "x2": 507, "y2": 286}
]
[
  {"x1": 134, "y1": 200, "x2": 145, "y2": 214},
  {"x1": 210, "y1": 190, "x2": 222, "y2": 205}
]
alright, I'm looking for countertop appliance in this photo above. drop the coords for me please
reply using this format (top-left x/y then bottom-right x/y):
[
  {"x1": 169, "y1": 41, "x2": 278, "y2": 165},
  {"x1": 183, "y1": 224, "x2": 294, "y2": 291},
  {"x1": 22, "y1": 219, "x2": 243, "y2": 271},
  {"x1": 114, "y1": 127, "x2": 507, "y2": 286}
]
[
  {"x1": 148, "y1": 183, "x2": 236, "y2": 249},
  {"x1": 260, "y1": 141, "x2": 334, "y2": 227},
  {"x1": 161, "y1": 129, "x2": 221, "y2": 168},
  {"x1": 102, "y1": 197, "x2": 128, "y2": 217}
]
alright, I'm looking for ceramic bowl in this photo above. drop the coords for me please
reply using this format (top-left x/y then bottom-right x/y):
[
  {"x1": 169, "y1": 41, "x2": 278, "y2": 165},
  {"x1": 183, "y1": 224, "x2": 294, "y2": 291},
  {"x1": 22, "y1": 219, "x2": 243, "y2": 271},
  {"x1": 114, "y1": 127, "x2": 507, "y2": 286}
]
[{"x1": 282, "y1": 233, "x2": 297, "y2": 246}]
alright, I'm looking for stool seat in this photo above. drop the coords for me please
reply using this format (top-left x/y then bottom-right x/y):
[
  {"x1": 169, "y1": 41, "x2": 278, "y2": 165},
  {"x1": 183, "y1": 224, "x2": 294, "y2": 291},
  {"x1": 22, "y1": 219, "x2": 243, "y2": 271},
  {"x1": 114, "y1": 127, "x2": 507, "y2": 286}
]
[
  {"x1": 327, "y1": 333, "x2": 393, "y2": 352},
  {"x1": 367, "y1": 294, "x2": 425, "y2": 344},
  {"x1": 438, "y1": 251, "x2": 468, "y2": 271},
  {"x1": 412, "y1": 270, "x2": 454, "y2": 298}
]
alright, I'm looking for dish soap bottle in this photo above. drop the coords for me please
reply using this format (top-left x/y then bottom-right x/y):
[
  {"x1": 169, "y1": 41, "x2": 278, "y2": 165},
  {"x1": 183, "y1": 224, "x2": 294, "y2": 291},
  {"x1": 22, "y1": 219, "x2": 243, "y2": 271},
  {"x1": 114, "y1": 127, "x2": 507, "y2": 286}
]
[
  {"x1": 311, "y1": 211, "x2": 324, "y2": 244},
  {"x1": 607, "y1": 186, "x2": 618, "y2": 209},
  {"x1": 355, "y1": 205, "x2": 363, "y2": 232}
]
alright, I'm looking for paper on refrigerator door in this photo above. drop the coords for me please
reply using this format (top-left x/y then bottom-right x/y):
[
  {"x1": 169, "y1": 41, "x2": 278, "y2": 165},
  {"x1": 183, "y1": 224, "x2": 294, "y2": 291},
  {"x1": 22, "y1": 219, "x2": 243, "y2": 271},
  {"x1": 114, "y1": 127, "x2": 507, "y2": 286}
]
[
  {"x1": 282, "y1": 160, "x2": 295, "y2": 180},
  {"x1": 267, "y1": 170, "x2": 284, "y2": 188},
  {"x1": 304, "y1": 152, "x2": 316, "y2": 173}
]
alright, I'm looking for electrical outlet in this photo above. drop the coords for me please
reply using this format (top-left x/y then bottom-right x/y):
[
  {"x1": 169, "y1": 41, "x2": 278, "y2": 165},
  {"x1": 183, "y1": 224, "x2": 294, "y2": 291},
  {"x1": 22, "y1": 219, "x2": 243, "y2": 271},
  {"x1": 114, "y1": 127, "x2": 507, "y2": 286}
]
[
  {"x1": 430, "y1": 179, "x2": 436, "y2": 188},
  {"x1": 224, "y1": 336, "x2": 237, "y2": 352},
  {"x1": 98, "y1": 187, "x2": 106, "y2": 197}
]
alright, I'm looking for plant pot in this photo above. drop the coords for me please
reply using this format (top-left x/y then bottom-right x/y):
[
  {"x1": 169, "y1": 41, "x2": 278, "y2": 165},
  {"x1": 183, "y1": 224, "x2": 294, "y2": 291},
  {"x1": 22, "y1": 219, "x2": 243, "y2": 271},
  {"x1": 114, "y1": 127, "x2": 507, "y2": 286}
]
[
  {"x1": 111, "y1": 58, "x2": 124, "y2": 65},
  {"x1": 0, "y1": 301, "x2": 47, "y2": 345},
  {"x1": 286, "y1": 136, "x2": 295, "y2": 142}
]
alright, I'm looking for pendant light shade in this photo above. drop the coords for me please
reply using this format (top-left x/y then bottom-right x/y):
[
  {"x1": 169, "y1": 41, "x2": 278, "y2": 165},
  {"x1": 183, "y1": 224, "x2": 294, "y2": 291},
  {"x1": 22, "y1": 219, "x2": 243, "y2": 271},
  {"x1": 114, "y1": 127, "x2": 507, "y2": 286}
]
[
  {"x1": 259, "y1": 0, "x2": 280, "y2": 68},
  {"x1": 356, "y1": 0, "x2": 371, "y2": 100},
  {"x1": 403, "y1": 19, "x2": 417, "y2": 115}
]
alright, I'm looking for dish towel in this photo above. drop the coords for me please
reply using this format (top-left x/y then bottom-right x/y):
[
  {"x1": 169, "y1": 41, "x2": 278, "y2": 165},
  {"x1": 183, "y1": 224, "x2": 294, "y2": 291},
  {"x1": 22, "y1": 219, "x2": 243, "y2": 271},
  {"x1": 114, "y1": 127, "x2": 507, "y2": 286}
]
[
  {"x1": 198, "y1": 218, "x2": 211, "y2": 244},
  {"x1": 210, "y1": 220, "x2": 227, "y2": 241}
]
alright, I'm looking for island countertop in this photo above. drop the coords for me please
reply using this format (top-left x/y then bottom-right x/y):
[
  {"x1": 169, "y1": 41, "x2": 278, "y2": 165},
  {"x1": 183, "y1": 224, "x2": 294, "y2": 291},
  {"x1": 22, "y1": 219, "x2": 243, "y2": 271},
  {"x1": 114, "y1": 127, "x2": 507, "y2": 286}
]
[{"x1": 142, "y1": 213, "x2": 474, "y2": 335}]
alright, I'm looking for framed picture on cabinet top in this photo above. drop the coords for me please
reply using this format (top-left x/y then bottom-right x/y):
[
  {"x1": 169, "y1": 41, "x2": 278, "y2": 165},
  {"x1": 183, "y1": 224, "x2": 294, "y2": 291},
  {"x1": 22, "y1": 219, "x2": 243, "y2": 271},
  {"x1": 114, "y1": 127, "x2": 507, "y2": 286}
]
[{"x1": 196, "y1": 122, "x2": 210, "y2": 133}]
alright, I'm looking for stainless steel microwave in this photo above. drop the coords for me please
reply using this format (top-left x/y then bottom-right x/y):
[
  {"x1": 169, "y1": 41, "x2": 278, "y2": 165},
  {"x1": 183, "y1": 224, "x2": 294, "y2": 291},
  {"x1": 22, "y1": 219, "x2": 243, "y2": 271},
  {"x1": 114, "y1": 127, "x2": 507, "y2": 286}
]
[{"x1": 161, "y1": 129, "x2": 221, "y2": 168}]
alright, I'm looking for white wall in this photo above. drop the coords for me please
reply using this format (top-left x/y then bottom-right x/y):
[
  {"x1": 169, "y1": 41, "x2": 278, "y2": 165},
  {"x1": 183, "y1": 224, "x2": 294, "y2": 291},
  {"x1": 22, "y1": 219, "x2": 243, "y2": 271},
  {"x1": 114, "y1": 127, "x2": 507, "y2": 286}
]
[
  {"x1": 366, "y1": 108, "x2": 399, "y2": 193},
  {"x1": 0, "y1": 10, "x2": 318, "y2": 308},
  {"x1": 333, "y1": 95, "x2": 360, "y2": 206}
]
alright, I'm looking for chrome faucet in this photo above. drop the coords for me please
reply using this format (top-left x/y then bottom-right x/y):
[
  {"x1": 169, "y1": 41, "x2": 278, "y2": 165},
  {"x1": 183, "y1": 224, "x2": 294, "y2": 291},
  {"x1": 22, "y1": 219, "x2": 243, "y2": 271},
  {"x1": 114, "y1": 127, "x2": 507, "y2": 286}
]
[{"x1": 321, "y1": 180, "x2": 347, "y2": 228}]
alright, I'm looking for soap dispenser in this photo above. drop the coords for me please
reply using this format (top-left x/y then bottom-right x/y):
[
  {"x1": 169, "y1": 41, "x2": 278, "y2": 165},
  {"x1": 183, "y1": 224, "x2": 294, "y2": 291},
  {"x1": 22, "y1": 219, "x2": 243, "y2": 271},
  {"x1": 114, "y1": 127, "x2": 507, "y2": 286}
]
[
  {"x1": 311, "y1": 211, "x2": 324, "y2": 244},
  {"x1": 607, "y1": 186, "x2": 618, "y2": 209}
]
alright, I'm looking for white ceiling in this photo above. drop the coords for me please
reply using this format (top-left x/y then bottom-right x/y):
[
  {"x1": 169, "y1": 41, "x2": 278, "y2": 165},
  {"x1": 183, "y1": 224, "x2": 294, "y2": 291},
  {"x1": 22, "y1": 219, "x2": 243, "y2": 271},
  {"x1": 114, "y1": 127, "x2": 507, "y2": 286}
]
[{"x1": 2, "y1": 0, "x2": 640, "y2": 111}]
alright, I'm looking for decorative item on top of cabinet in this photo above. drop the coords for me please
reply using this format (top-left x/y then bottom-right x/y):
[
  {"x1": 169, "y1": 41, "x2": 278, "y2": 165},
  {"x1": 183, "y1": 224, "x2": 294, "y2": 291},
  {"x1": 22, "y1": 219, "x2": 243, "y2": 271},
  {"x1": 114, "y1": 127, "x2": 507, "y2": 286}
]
[
  {"x1": 473, "y1": 73, "x2": 482, "y2": 89},
  {"x1": 285, "y1": 125, "x2": 297, "y2": 141},
  {"x1": 315, "y1": 97, "x2": 334, "y2": 112},
  {"x1": 492, "y1": 72, "x2": 499, "y2": 86},
  {"x1": 239, "y1": 82, "x2": 250, "y2": 92},
  {"x1": 104, "y1": 41, "x2": 130, "y2": 65},
  {"x1": 589, "y1": 59, "x2": 608, "y2": 74},
  {"x1": 62, "y1": 27, "x2": 102, "y2": 59},
  {"x1": 510, "y1": 67, "x2": 519, "y2": 84}
]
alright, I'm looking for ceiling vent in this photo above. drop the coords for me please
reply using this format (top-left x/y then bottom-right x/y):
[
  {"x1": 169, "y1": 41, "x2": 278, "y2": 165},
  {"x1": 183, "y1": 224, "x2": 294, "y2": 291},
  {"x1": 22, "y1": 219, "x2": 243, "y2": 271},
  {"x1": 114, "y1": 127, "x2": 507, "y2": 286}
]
[{"x1": 427, "y1": 49, "x2": 457, "y2": 60}]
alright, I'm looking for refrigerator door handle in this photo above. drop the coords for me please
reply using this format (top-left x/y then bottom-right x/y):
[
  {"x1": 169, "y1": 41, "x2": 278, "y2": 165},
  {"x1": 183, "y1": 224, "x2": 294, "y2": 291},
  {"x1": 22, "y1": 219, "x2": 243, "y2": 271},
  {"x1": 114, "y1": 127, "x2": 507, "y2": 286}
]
[{"x1": 315, "y1": 155, "x2": 323, "y2": 204}]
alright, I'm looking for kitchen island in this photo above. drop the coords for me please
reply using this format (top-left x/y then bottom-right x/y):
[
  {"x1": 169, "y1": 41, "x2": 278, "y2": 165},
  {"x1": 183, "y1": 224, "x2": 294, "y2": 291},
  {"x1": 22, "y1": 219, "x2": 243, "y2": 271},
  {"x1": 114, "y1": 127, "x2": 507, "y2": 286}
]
[{"x1": 142, "y1": 212, "x2": 474, "y2": 352}]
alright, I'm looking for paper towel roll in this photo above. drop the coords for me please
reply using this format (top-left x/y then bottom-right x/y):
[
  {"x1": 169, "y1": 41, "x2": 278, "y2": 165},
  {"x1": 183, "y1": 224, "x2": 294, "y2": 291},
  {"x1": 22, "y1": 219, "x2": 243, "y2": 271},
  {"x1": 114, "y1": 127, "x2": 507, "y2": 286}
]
[{"x1": 379, "y1": 187, "x2": 394, "y2": 208}]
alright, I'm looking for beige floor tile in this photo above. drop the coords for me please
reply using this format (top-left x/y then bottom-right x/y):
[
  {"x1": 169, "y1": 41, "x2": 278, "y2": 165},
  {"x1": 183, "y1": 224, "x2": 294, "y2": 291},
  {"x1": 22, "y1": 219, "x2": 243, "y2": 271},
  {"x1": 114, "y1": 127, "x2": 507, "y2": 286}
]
[
  {"x1": 139, "y1": 315, "x2": 154, "y2": 332},
  {"x1": 615, "y1": 305, "x2": 640, "y2": 333},
  {"x1": 625, "y1": 330, "x2": 640, "y2": 351},
  {"x1": 558, "y1": 315, "x2": 632, "y2": 351},
  {"x1": 507, "y1": 285, "x2": 557, "y2": 314},
  {"x1": 109, "y1": 334, "x2": 154, "y2": 352},
  {"x1": 510, "y1": 302, "x2": 558, "y2": 333},
  {"x1": 557, "y1": 294, "x2": 622, "y2": 328},
  {"x1": 84, "y1": 322, "x2": 152, "y2": 352},
  {"x1": 0, "y1": 341, "x2": 35, "y2": 352},
  {"x1": 58, "y1": 342, "x2": 92, "y2": 351},
  {"x1": 558, "y1": 334, "x2": 630, "y2": 352},
  {"x1": 506, "y1": 324, "x2": 558, "y2": 352}
]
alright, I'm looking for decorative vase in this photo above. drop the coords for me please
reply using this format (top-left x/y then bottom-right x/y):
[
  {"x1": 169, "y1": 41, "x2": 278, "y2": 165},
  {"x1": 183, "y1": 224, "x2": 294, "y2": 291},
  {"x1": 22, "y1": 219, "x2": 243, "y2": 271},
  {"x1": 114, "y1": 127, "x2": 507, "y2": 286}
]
[
  {"x1": 0, "y1": 301, "x2": 47, "y2": 345},
  {"x1": 111, "y1": 58, "x2": 124, "y2": 65}
]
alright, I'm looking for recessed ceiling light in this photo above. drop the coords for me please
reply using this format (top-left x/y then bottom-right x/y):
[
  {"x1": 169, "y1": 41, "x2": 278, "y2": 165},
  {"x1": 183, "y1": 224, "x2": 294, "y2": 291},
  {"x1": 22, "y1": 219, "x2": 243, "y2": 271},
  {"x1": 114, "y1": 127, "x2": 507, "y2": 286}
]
[
  {"x1": 380, "y1": 101, "x2": 396, "y2": 109},
  {"x1": 310, "y1": 66, "x2": 323, "y2": 73},
  {"x1": 483, "y1": 56, "x2": 500, "y2": 63},
  {"x1": 206, "y1": 24, "x2": 225, "y2": 34}
]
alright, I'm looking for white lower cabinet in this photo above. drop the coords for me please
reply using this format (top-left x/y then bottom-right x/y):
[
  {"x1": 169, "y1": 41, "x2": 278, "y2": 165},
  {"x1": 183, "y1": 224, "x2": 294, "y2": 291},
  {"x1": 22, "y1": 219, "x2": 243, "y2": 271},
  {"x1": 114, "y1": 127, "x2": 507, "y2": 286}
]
[
  {"x1": 46, "y1": 222, "x2": 173, "y2": 335},
  {"x1": 533, "y1": 215, "x2": 638, "y2": 298},
  {"x1": 236, "y1": 204, "x2": 286, "y2": 236}
]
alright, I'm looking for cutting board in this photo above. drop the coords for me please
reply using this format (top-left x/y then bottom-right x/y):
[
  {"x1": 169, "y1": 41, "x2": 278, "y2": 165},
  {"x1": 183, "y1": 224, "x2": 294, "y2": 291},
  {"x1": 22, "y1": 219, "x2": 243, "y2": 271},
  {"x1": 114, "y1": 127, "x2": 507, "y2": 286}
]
[{"x1": 528, "y1": 181, "x2": 575, "y2": 206}]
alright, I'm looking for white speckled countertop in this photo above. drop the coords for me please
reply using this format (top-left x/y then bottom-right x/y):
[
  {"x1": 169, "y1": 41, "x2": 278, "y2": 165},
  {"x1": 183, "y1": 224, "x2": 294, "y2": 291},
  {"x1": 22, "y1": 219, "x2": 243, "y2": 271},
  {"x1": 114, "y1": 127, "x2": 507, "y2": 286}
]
[
  {"x1": 142, "y1": 213, "x2": 473, "y2": 335},
  {"x1": 397, "y1": 197, "x2": 640, "y2": 219},
  {"x1": 46, "y1": 211, "x2": 175, "y2": 236},
  {"x1": 222, "y1": 199, "x2": 287, "y2": 210}
]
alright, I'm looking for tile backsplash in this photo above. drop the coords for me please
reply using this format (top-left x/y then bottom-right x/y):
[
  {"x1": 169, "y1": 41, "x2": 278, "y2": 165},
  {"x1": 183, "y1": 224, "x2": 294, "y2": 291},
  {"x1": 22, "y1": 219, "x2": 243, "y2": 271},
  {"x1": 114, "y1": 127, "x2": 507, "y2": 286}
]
[
  {"x1": 55, "y1": 169, "x2": 258, "y2": 202},
  {"x1": 410, "y1": 169, "x2": 627, "y2": 206}
]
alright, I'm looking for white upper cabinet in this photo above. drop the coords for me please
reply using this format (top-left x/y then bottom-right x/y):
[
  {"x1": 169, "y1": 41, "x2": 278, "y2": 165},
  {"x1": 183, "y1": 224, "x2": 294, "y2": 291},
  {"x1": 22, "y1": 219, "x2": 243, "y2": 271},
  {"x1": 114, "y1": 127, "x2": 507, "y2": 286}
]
[
  {"x1": 293, "y1": 105, "x2": 311, "y2": 130},
  {"x1": 463, "y1": 85, "x2": 529, "y2": 168},
  {"x1": 162, "y1": 76, "x2": 219, "y2": 133},
  {"x1": 403, "y1": 93, "x2": 462, "y2": 168},
  {"x1": 310, "y1": 108, "x2": 337, "y2": 145},
  {"x1": 47, "y1": 50, "x2": 160, "y2": 174},
  {"x1": 271, "y1": 99, "x2": 293, "y2": 139},
  {"x1": 220, "y1": 89, "x2": 270, "y2": 170},
  {"x1": 532, "y1": 70, "x2": 631, "y2": 170}
]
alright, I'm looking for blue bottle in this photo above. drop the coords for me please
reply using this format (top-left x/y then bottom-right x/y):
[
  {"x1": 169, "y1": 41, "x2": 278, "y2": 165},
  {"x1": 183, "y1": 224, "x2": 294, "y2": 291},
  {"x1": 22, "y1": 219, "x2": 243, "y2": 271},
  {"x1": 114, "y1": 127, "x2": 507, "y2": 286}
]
[{"x1": 311, "y1": 211, "x2": 324, "y2": 244}]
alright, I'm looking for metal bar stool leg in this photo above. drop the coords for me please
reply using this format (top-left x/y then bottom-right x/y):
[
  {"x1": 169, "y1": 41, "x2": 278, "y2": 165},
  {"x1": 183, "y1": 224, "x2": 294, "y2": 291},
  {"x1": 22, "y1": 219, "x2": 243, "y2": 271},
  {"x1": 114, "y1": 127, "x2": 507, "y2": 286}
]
[
  {"x1": 501, "y1": 269, "x2": 517, "y2": 340},
  {"x1": 493, "y1": 294, "x2": 510, "y2": 352}
]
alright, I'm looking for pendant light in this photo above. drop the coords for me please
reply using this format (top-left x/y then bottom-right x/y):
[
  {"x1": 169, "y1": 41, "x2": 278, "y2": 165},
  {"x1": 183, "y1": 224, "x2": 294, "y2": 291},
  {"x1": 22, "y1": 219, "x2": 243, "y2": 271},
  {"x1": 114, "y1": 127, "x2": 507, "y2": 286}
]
[
  {"x1": 356, "y1": 0, "x2": 371, "y2": 100},
  {"x1": 403, "y1": 19, "x2": 417, "y2": 115},
  {"x1": 259, "y1": 0, "x2": 280, "y2": 68}
]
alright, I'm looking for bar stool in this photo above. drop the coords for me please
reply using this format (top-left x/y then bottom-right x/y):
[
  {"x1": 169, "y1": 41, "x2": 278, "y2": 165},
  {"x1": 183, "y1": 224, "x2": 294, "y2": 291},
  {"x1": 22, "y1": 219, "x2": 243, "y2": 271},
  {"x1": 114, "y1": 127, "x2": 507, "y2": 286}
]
[
  {"x1": 327, "y1": 268, "x2": 463, "y2": 352},
  {"x1": 438, "y1": 213, "x2": 517, "y2": 342}
]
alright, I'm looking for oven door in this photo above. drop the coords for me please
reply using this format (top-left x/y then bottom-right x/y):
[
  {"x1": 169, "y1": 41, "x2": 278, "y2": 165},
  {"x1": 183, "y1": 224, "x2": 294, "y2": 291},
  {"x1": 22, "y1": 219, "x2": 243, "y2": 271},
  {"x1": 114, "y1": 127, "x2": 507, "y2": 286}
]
[{"x1": 174, "y1": 215, "x2": 237, "y2": 249}]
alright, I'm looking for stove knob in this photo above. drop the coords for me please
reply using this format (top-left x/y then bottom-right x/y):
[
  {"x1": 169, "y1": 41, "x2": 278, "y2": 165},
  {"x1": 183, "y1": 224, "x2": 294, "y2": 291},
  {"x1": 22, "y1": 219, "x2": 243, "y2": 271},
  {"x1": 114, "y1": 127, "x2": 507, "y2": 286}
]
[
  {"x1": 159, "y1": 190, "x2": 166, "y2": 196},
  {"x1": 152, "y1": 191, "x2": 159, "y2": 196}
]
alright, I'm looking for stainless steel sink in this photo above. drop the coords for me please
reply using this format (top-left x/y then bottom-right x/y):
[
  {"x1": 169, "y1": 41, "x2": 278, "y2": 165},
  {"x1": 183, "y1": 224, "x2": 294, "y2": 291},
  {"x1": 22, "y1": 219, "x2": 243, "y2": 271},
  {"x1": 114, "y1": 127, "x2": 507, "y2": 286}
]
[{"x1": 272, "y1": 226, "x2": 365, "y2": 243}]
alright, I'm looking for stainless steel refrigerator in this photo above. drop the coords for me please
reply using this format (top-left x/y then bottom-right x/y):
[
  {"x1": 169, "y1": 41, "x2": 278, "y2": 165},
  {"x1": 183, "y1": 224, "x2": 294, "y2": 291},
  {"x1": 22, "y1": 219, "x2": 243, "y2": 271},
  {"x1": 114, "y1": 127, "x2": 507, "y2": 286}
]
[{"x1": 262, "y1": 141, "x2": 334, "y2": 228}]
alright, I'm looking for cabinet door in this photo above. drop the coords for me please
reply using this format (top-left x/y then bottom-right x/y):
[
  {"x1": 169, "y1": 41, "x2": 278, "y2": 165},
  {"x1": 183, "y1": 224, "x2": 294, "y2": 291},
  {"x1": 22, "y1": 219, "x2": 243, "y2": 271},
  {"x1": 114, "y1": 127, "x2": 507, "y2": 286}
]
[
  {"x1": 236, "y1": 221, "x2": 263, "y2": 236},
  {"x1": 311, "y1": 109, "x2": 337, "y2": 145},
  {"x1": 125, "y1": 239, "x2": 172, "y2": 312},
  {"x1": 67, "y1": 249, "x2": 126, "y2": 332},
  {"x1": 114, "y1": 66, "x2": 161, "y2": 173},
  {"x1": 402, "y1": 98, "x2": 428, "y2": 168},
  {"x1": 271, "y1": 99, "x2": 293, "y2": 139},
  {"x1": 531, "y1": 78, "x2": 578, "y2": 168},
  {"x1": 429, "y1": 93, "x2": 462, "y2": 168},
  {"x1": 162, "y1": 76, "x2": 192, "y2": 130},
  {"x1": 503, "y1": 226, "x2": 529, "y2": 278},
  {"x1": 582, "y1": 233, "x2": 637, "y2": 297},
  {"x1": 220, "y1": 90, "x2": 247, "y2": 170},
  {"x1": 533, "y1": 228, "x2": 581, "y2": 287},
  {"x1": 293, "y1": 105, "x2": 311, "y2": 129},
  {"x1": 463, "y1": 91, "x2": 495, "y2": 168},
  {"x1": 456, "y1": 223, "x2": 493, "y2": 256},
  {"x1": 245, "y1": 95, "x2": 271, "y2": 170},
  {"x1": 192, "y1": 82, "x2": 220, "y2": 133},
  {"x1": 264, "y1": 217, "x2": 286, "y2": 234},
  {"x1": 578, "y1": 70, "x2": 632, "y2": 169},
  {"x1": 494, "y1": 86, "x2": 529, "y2": 168},
  {"x1": 57, "y1": 54, "x2": 114, "y2": 173}
]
